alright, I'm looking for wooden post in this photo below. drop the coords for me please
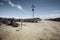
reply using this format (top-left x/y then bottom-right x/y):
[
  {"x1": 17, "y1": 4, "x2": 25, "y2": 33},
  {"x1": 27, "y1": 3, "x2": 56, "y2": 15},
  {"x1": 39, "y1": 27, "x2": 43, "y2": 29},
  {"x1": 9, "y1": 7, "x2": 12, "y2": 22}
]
[
  {"x1": 32, "y1": 4, "x2": 35, "y2": 22},
  {"x1": 20, "y1": 19, "x2": 23, "y2": 30}
]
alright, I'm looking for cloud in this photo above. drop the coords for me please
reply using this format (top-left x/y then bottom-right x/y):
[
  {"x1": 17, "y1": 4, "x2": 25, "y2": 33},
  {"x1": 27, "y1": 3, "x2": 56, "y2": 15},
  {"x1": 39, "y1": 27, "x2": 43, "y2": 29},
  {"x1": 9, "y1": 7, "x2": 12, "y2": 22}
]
[
  {"x1": 40, "y1": 10, "x2": 60, "y2": 19},
  {"x1": 48, "y1": 13, "x2": 60, "y2": 18},
  {"x1": 3, "y1": 0, "x2": 23, "y2": 11},
  {"x1": 0, "y1": 3, "x2": 4, "y2": 5},
  {"x1": 9, "y1": 1, "x2": 23, "y2": 10},
  {"x1": 15, "y1": 5, "x2": 23, "y2": 10},
  {"x1": 9, "y1": 1, "x2": 15, "y2": 6}
]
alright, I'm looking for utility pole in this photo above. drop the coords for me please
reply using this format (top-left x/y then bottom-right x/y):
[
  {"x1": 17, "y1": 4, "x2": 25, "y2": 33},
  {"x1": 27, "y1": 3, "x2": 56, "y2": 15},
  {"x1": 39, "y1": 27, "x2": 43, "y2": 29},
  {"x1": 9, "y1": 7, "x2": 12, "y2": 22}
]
[{"x1": 32, "y1": 4, "x2": 35, "y2": 19}]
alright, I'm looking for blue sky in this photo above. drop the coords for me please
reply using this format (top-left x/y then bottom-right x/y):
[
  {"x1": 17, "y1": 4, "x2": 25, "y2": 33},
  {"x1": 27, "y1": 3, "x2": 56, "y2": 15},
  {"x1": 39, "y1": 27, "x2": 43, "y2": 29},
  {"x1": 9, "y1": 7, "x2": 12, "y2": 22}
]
[{"x1": 0, "y1": 0, "x2": 60, "y2": 19}]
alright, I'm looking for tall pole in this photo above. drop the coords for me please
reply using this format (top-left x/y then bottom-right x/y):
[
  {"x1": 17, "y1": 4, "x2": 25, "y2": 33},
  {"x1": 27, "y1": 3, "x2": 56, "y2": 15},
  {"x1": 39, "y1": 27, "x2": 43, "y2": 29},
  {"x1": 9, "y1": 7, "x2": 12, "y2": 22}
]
[{"x1": 32, "y1": 4, "x2": 35, "y2": 18}]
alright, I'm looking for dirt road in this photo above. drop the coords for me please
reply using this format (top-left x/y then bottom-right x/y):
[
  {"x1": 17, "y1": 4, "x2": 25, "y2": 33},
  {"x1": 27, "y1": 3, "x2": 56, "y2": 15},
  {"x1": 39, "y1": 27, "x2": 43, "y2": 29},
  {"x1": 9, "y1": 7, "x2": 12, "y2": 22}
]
[{"x1": 0, "y1": 20, "x2": 60, "y2": 40}]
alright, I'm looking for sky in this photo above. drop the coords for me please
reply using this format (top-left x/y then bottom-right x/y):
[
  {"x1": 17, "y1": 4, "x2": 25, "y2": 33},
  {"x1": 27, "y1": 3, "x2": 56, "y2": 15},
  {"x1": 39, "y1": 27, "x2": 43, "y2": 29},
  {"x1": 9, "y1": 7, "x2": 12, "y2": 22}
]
[{"x1": 0, "y1": 0, "x2": 60, "y2": 19}]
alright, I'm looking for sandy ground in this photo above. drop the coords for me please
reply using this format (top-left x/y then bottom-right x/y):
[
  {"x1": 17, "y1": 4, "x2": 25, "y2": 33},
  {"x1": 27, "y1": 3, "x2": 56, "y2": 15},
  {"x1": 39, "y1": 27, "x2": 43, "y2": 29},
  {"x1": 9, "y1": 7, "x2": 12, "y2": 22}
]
[{"x1": 0, "y1": 20, "x2": 60, "y2": 40}]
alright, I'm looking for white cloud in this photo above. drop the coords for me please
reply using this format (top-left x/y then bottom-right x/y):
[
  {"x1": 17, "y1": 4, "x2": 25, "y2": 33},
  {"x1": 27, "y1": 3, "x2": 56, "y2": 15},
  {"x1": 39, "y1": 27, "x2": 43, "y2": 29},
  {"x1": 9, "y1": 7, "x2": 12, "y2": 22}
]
[
  {"x1": 9, "y1": 1, "x2": 15, "y2": 6},
  {"x1": 0, "y1": 3, "x2": 4, "y2": 5},
  {"x1": 8, "y1": 1, "x2": 23, "y2": 10},
  {"x1": 3, "y1": 0, "x2": 23, "y2": 11},
  {"x1": 16, "y1": 5, "x2": 23, "y2": 10},
  {"x1": 48, "y1": 13, "x2": 60, "y2": 18},
  {"x1": 39, "y1": 14, "x2": 59, "y2": 19},
  {"x1": 39, "y1": 10, "x2": 60, "y2": 19}
]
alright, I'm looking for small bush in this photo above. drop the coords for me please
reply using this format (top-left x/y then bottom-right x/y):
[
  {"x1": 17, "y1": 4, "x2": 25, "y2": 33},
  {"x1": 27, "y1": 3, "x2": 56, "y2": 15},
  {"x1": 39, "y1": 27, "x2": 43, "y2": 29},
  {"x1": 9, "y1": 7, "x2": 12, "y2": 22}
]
[{"x1": 12, "y1": 23, "x2": 19, "y2": 27}]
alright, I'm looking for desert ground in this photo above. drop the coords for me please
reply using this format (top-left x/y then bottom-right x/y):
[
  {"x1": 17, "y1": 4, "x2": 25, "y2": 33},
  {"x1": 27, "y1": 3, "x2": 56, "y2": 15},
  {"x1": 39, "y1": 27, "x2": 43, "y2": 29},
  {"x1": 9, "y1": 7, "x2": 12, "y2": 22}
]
[{"x1": 0, "y1": 20, "x2": 60, "y2": 40}]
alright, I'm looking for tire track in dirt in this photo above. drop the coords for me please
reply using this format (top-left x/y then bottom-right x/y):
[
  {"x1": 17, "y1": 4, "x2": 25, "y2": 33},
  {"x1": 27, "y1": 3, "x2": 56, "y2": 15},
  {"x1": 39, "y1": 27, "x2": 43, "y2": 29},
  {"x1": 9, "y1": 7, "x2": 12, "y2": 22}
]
[
  {"x1": 43, "y1": 20, "x2": 60, "y2": 40},
  {"x1": 0, "y1": 20, "x2": 60, "y2": 40}
]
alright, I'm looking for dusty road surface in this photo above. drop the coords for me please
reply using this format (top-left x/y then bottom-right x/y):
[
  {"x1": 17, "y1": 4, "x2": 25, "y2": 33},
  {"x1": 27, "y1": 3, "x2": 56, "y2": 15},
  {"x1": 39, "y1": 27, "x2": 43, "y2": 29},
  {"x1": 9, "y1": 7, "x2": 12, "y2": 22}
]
[{"x1": 0, "y1": 20, "x2": 60, "y2": 40}]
